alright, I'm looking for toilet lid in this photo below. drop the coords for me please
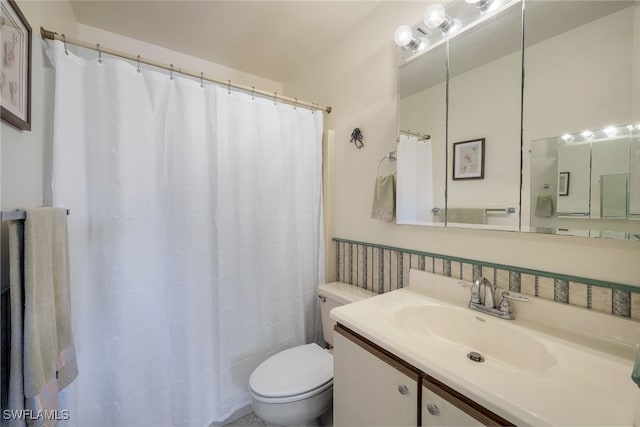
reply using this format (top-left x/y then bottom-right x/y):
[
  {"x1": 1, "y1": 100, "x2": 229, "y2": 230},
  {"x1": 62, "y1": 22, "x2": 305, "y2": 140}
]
[{"x1": 249, "y1": 343, "x2": 333, "y2": 398}]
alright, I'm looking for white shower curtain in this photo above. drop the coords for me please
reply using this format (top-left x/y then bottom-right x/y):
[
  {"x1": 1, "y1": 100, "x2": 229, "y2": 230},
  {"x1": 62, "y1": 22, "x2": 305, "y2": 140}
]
[
  {"x1": 48, "y1": 41, "x2": 324, "y2": 426},
  {"x1": 396, "y1": 135, "x2": 434, "y2": 224}
]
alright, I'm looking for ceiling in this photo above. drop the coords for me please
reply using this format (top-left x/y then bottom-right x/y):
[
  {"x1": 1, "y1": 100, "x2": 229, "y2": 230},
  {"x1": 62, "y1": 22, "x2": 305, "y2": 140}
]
[{"x1": 71, "y1": 0, "x2": 381, "y2": 83}]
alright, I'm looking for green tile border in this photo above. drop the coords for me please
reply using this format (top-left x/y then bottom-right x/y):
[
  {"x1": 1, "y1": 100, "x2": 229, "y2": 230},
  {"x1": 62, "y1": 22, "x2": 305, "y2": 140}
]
[{"x1": 333, "y1": 238, "x2": 639, "y2": 294}]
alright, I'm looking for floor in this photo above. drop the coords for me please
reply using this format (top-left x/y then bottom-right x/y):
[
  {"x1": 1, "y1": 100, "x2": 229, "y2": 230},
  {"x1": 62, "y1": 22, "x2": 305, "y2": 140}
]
[
  {"x1": 222, "y1": 410, "x2": 333, "y2": 427},
  {"x1": 223, "y1": 412, "x2": 268, "y2": 427}
]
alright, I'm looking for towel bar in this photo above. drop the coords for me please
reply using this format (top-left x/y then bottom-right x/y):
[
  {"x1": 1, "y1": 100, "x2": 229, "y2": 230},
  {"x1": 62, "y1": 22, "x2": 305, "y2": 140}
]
[{"x1": 1, "y1": 209, "x2": 70, "y2": 222}]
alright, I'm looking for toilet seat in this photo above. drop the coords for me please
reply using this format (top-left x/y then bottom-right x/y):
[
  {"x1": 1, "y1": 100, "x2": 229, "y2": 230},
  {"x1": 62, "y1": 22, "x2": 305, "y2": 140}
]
[{"x1": 249, "y1": 343, "x2": 333, "y2": 403}]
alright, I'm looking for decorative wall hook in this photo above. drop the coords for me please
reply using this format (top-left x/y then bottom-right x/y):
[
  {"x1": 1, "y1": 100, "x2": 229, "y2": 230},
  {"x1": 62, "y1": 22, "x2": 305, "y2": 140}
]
[{"x1": 350, "y1": 128, "x2": 364, "y2": 149}]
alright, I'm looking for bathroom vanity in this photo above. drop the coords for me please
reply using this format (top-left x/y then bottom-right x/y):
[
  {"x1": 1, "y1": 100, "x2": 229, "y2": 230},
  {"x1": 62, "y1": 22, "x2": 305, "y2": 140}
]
[{"x1": 331, "y1": 270, "x2": 639, "y2": 426}]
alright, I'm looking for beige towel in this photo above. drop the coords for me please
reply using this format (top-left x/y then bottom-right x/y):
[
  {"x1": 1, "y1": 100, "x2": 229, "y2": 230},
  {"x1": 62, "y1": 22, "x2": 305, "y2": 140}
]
[
  {"x1": 8, "y1": 220, "x2": 26, "y2": 427},
  {"x1": 371, "y1": 175, "x2": 395, "y2": 222},
  {"x1": 535, "y1": 195, "x2": 554, "y2": 217},
  {"x1": 9, "y1": 208, "x2": 78, "y2": 426}
]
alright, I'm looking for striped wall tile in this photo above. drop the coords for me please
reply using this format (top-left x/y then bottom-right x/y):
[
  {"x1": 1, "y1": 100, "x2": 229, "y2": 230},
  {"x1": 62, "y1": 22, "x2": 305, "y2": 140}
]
[
  {"x1": 356, "y1": 245, "x2": 364, "y2": 288},
  {"x1": 451, "y1": 261, "x2": 462, "y2": 279},
  {"x1": 554, "y1": 279, "x2": 569, "y2": 304},
  {"x1": 591, "y1": 287, "x2": 613, "y2": 315},
  {"x1": 538, "y1": 276, "x2": 555, "y2": 301},
  {"x1": 382, "y1": 249, "x2": 392, "y2": 293},
  {"x1": 367, "y1": 247, "x2": 373, "y2": 291},
  {"x1": 631, "y1": 293, "x2": 640, "y2": 321},
  {"x1": 521, "y1": 273, "x2": 536, "y2": 296},
  {"x1": 410, "y1": 254, "x2": 420, "y2": 271},
  {"x1": 443, "y1": 260, "x2": 452, "y2": 277},
  {"x1": 568, "y1": 282, "x2": 588, "y2": 308},
  {"x1": 434, "y1": 258, "x2": 444, "y2": 275},
  {"x1": 509, "y1": 271, "x2": 521, "y2": 292},
  {"x1": 402, "y1": 252, "x2": 411, "y2": 288},
  {"x1": 332, "y1": 239, "x2": 639, "y2": 320},
  {"x1": 473, "y1": 265, "x2": 482, "y2": 282},
  {"x1": 613, "y1": 290, "x2": 631, "y2": 317},
  {"x1": 495, "y1": 269, "x2": 509, "y2": 290},
  {"x1": 425, "y1": 256, "x2": 434, "y2": 273},
  {"x1": 462, "y1": 263, "x2": 474, "y2": 282}
]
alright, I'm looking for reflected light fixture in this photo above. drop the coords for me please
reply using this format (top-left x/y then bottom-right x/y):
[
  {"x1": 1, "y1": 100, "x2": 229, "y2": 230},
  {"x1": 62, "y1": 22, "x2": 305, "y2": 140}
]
[
  {"x1": 424, "y1": 4, "x2": 461, "y2": 35},
  {"x1": 581, "y1": 130, "x2": 594, "y2": 139},
  {"x1": 394, "y1": 25, "x2": 428, "y2": 52},
  {"x1": 603, "y1": 126, "x2": 617, "y2": 137},
  {"x1": 561, "y1": 134, "x2": 573, "y2": 142},
  {"x1": 465, "y1": 0, "x2": 502, "y2": 13}
]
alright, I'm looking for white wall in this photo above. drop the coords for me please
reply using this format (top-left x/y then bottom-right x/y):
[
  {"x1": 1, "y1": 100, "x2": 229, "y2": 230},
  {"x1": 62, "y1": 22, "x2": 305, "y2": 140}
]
[
  {"x1": 1, "y1": 0, "x2": 78, "y2": 284},
  {"x1": 284, "y1": 1, "x2": 640, "y2": 286},
  {"x1": 76, "y1": 24, "x2": 283, "y2": 95}
]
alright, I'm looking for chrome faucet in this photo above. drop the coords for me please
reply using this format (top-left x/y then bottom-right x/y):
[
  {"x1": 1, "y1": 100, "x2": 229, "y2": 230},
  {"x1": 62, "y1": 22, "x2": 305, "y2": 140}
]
[{"x1": 462, "y1": 277, "x2": 528, "y2": 320}]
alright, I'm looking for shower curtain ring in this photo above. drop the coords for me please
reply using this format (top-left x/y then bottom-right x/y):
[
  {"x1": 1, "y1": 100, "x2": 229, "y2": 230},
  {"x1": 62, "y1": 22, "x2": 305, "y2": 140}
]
[
  {"x1": 62, "y1": 34, "x2": 69, "y2": 55},
  {"x1": 170, "y1": 64, "x2": 174, "y2": 80},
  {"x1": 200, "y1": 72, "x2": 204, "y2": 88},
  {"x1": 251, "y1": 86, "x2": 255, "y2": 100},
  {"x1": 97, "y1": 43, "x2": 102, "y2": 64},
  {"x1": 228, "y1": 80, "x2": 231, "y2": 95},
  {"x1": 294, "y1": 98, "x2": 297, "y2": 110},
  {"x1": 312, "y1": 102, "x2": 316, "y2": 114},
  {"x1": 273, "y1": 92, "x2": 277, "y2": 106},
  {"x1": 137, "y1": 55, "x2": 141, "y2": 73}
]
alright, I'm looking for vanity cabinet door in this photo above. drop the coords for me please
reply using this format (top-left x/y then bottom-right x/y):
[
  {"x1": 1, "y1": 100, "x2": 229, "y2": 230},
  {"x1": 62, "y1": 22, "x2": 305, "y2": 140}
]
[
  {"x1": 421, "y1": 376, "x2": 512, "y2": 426},
  {"x1": 333, "y1": 327, "x2": 419, "y2": 426},
  {"x1": 422, "y1": 386, "x2": 482, "y2": 426}
]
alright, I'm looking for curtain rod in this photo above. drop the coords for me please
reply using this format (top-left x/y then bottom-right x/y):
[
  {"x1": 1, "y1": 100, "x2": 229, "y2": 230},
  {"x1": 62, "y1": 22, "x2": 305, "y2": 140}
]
[{"x1": 40, "y1": 27, "x2": 332, "y2": 114}]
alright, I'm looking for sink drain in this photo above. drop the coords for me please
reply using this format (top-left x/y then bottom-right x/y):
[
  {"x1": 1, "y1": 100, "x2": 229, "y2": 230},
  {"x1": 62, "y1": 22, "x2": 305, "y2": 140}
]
[{"x1": 467, "y1": 351, "x2": 485, "y2": 363}]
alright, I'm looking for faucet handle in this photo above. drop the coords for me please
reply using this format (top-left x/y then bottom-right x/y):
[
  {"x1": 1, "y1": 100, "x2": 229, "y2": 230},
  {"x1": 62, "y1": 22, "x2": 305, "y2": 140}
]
[
  {"x1": 501, "y1": 291, "x2": 529, "y2": 302},
  {"x1": 457, "y1": 280, "x2": 472, "y2": 288},
  {"x1": 499, "y1": 291, "x2": 528, "y2": 315}
]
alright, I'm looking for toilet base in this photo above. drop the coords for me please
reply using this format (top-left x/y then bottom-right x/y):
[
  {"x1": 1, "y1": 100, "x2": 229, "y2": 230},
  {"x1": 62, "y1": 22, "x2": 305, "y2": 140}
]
[{"x1": 251, "y1": 386, "x2": 332, "y2": 426}]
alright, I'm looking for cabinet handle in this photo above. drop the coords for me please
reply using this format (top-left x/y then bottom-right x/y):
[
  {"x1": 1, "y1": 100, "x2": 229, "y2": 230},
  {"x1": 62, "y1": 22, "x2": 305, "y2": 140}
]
[
  {"x1": 426, "y1": 403, "x2": 440, "y2": 416},
  {"x1": 398, "y1": 385, "x2": 409, "y2": 395}
]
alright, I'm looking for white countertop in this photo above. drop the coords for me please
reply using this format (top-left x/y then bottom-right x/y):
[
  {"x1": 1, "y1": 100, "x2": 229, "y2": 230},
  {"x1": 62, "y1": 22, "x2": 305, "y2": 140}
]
[{"x1": 330, "y1": 270, "x2": 640, "y2": 426}]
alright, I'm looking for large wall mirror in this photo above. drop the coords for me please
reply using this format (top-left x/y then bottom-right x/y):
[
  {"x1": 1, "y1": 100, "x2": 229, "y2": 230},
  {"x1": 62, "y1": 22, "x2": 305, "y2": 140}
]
[
  {"x1": 523, "y1": 0, "x2": 640, "y2": 239},
  {"x1": 395, "y1": 0, "x2": 640, "y2": 239}
]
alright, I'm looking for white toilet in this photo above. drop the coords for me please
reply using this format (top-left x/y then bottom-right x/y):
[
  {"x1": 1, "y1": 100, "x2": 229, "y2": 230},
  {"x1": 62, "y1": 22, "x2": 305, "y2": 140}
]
[{"x1": 249, "y1": 282, "x2": 377, "y2": 426}]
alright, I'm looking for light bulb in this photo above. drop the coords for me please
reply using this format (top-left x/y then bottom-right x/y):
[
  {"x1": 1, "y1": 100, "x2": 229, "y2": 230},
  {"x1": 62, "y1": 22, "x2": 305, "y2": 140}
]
[
  {"x1": 603, "y1": 126, "x2": 617, "y2": 137},
  {"x1": 448, "y1": 18, "x2": 463, "y2": 34},
  {"x1": 466, "y1": 0, "x2": 501, "y2": 13},
  {"x1": 561, "y1": 134, "x2": 573, "y2": 142},
  {"x1": 581, "y1": 130, "x2": 593, "y2": 139},
  {"x1": 394, "y1": 25, "x2": 414, "y2": 47},
  {"x1": 424, "y1": 4, "x2": 447, "y2": 29}
]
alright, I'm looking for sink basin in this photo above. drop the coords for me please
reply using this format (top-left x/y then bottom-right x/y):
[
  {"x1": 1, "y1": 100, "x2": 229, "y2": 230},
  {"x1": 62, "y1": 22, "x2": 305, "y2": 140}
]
[{"x1": 394, "y1": 305, "x2": 557, "y2": 374}]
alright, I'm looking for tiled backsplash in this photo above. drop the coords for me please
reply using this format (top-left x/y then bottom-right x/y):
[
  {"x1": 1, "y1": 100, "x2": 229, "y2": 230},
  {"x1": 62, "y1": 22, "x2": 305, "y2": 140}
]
[{"x1": 334, "y1": 238, "x2": 640, "y2": 321}]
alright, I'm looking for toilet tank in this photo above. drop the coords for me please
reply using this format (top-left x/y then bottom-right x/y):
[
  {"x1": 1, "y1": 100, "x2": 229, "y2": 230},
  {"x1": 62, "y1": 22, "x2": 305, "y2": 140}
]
[{"x1": 318, "y1": 282, "x2": 377, "y2": 347}]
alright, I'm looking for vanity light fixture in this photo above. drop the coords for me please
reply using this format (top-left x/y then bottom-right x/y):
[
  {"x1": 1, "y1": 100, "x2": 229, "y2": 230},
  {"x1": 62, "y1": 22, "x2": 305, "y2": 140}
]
[
  {"x1": 424, "y1": 4, "x2": 462, "y2": 35},
  {"x1": 465, "y1": 0, "x2": 501, "y2": 13},
  {"x1": 581, "y1": 130, "x2": 594, "y2": 139},
  {"x1": 561, "y1": 134, "x2": 573, "y2": 142},
  {"x1": 394, "y1": 25, "x2": 429, "y2": 52},
  {"x1": 603, "y1": 126, "x2": 617, "y2": 137}
]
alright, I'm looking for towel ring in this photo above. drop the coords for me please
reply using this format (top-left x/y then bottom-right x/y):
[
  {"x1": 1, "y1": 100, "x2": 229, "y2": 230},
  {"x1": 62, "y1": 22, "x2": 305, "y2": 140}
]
[{"x1": 376, "y1": 151, "x2": 397, "y2": 176}]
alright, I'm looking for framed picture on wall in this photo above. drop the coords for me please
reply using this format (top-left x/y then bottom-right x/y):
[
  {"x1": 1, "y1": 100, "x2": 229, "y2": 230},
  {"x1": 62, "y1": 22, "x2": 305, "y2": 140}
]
[
  {"x1": 0, "y1": 0, "x2": 31, "y2": 131},
  {"x1": 559, "y1": 172, "x2": 570, "y2": 196},
  {"x1": 453, "y1": 138, "x2": 485, "y2": 180}
]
